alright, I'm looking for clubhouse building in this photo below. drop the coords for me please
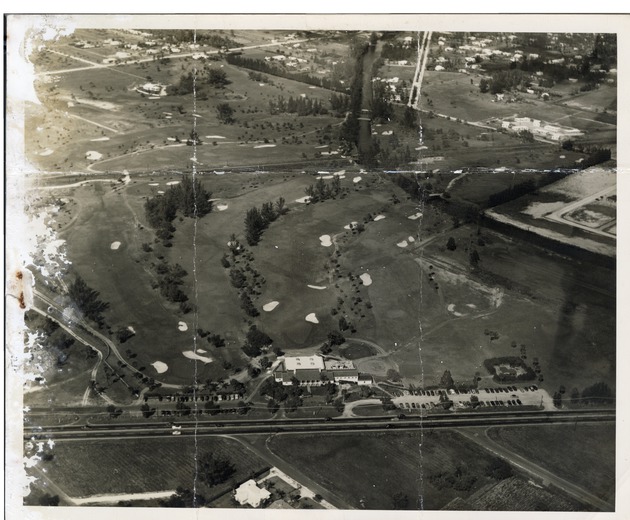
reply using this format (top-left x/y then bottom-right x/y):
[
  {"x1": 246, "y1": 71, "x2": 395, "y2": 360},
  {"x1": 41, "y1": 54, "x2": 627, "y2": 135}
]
[{"x1": 273, "y1": 355, "x2": 372, "y2": 387}]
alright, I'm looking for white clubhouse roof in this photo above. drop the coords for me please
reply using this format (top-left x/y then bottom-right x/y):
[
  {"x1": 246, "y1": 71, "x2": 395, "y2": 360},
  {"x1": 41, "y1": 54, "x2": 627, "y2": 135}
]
[{"x1": 284, "y1": 355, "x2": 325, "y2": 372}]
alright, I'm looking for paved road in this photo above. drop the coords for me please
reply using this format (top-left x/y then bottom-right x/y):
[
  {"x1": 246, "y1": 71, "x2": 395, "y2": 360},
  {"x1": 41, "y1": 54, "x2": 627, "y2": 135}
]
[{"x1": 457, "y1": 427, "x2": 614, "y2": 512}]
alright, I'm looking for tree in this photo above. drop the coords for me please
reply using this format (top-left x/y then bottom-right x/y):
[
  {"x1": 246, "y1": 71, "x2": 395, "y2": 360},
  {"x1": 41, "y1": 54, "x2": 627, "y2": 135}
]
[
  {"x1": 327, "y1": 330, "x2": 345, "y2": 346},
  {"x1": 446, "y1": 237, "x2": 457, "y2": 251},
  {"x1": 469, "y1": 249, "x2": 481, "y2": 268},
  {"x1": 244, "y1": 207, "x2": 265, "y2": 245},
  {"x1": 207, "y1": 68, "x2": 230, "y2": 88},
  {"x1": 553, "y1": 391, "x2": 563, "y2": 408},
  {"x1": 247, "y1": 325, "x2": 273, "y2": 349},
  {"x1": 485, "y1": 457, "x2": 513, "y2": 480},
  {"x1": 198, "y1": 453, "x2": 236, "y2": 486},
  {"x1": 386, "y1": 369, "x2": 401, "y2": 382},
  {"x1": 141, "y1": 403, "x2": 155, "y2": 418},
  {"x1": 39, "y1": 494, "x2": 60, "y2": 506},
  {"x1": 479, "y1": 78, "x2": 490, "y2": 93},
  {"x1": 402, "y1": 106, "x2": 417, "y2": 129},
  {"x1": 440, "y1": 370, "x2": 455, "y2": 389},
  {"x1": 216, "y1": 103, "x2": 235, "y2": 124}
]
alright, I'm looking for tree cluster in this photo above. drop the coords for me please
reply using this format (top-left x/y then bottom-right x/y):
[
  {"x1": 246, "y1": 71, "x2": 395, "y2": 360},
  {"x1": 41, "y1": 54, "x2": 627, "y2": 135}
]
[
  {"x1": 260, "y1": 379, "x2": 304, "y2": 413},
  {"x1": 381, "y1": 39, "x2": 418, "y2": 62},
  {"x1": 216, "y1": 102, "x2": 235, "y2": 124},
  {"x1": 304, "y1": 176, "x2": 343, "y2": 203},
  {"x1": 145, "y1": 175, "x2": 213, "y2": 242},
  {"x1": 429, "y1": 464, "x2": 477, "y2": 492},
  {"x1": 244, "y1": 197, "x2": 287, "y2": 246},
  {"x1": 155, "y1": 262, "x2": 189, "y2": 310},
  {"x1": 241, "y1": 325, "x2": 273, "y2": 357},
  {"x1": 580, "y1": 382, "x2": 614, "y2": 405}
]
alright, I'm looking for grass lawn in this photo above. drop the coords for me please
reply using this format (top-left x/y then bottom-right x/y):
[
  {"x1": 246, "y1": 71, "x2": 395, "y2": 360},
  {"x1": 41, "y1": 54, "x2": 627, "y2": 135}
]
[
  {"x1": 487, "y1": 423, "x2": 615, "y2": 502},
  {"x1": 37, "y1": 436, "x2": 269, "y2": 498},
  {"x1": 267, "y1": 430, "x2": 508, "y2": 510}
]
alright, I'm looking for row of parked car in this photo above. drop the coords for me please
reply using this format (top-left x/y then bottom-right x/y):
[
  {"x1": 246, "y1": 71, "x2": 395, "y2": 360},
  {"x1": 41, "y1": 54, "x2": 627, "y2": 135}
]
[
  {"x1": 395, "y1": 385, "x2": 539, "y2": 398},
  {"x1": 482, "y1": 385, "x2": 538, "y2": 393}
]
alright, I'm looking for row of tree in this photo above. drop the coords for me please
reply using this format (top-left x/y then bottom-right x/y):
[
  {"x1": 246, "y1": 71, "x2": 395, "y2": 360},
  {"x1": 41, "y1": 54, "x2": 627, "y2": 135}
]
[
  {"x1": 68, "y1": 276, "x2": 109, "y2": 326},
  {"x1": 268, "y1": 95, "x2": 329, "y2": 116}
]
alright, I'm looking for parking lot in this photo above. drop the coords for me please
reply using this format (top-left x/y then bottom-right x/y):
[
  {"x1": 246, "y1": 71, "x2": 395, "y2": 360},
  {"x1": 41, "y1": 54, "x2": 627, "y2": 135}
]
[{"x1": 391, "y1": 385, "x2": 555, "y2": 412}]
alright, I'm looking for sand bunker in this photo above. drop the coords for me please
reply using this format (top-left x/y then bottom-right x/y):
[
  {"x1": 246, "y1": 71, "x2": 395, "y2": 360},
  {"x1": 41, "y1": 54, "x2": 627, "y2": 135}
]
[
  {"x1": 447, "y1": 304, "x2": 455, "y2": 312},
  {"x1": 307, "y1": 285, "x2": 327, "y2": 290},
  {"x1": 214, "y1": 171, "x2": 226, "y2": 175},
  {"x1": 344, "y1": 222, "x2": 358, "y2": 230},
  {"x1": 157, "y1": 190, "x2": 165, "y2": 194},
  {"x1": 216, "y1": 203, "x2": 228, "y2": 211},
  {"x1": 353, "y1": 176, "x2": 362, "y2": 183},
  {"x1": 151, "y1": 361, "x2": 168, "y2": 374},
  {"x1": 360, "y1": 273, "x2": 373, "y2": 286},
  {"x1": 408, "y1": 212, "x2": 423, "y2": 220},
  {"x1": 559, "y1": 155, "x2": 566, "y2": 159},
  {"x1": 206, "y1": 135, "x2": 226, "y2": 139},
  {"x1": 86, "y1": 151, "x2": 103, "y2": 161},
  {"x1": 182, "y1": 351, "x2": 212, "y2": 363},
  {"x1": 373, "y1": 215, "x2": 386, "y2": 221},
  {"x1": 466, "y1": 304, "x2": 477, "y2": 309},
  {"x1": 334, "y1": 170, "x2": 346, "y2": 176},
  {"x1": 167, "y1": 137, "x2": 176, "y2": 141},
  {"x1": 91, "y1": 137, "x2": 110, "y2": 142},
  {"x1": 319, "y1": 235, "x2": 332, "y2": 247},
  {"x1": 178, "y1": 321, "x2": 188, "y2": 331},
  {"x1": 397, "y1": 240, "x2": 408, "y2": 248},
  {"x1": 408, "y1": 236, "x2": 415, "y2": 242},
  {"x1": 39, "y1": 149, "x2": 54, "y2": 156},
  {"x1": 263, "y1": 301, "x2": 280, "y2": 312},
  {"x1": 317, "y1": 175, "x2": 334, "y2": 180},
  {"x1": 197, "y1": 349, "x2": 207, "y2": 354},
  {"x1": 382, "y1": 130, "x2": 394, "y2": 136},
  {"x1": 127, "y1": 326, "x2": 136, "y2": 334},
  {"x1": 295, "y1": 196, "x2": 311, "y2": 203},
  {"x1": 305, "y1": 313, "x2": 319, "y2": 324},
  {"x1": 110, "y1": 241, "x2": 121, "y2": 250},
  {"x1": 254, "y1": 144, "x2": 276, "y2": 148},
  {"x1": 149, "y1": 183, "x2": 159, "y2": 186},
  {"x1": 166, "y1": 181, "x2": 180, "y2": 186}
]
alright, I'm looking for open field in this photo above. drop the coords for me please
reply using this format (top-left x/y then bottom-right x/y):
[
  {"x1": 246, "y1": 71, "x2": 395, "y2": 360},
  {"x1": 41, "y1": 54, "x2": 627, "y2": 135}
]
[
  {"x1": 487, "y1": 423, "x2": 615, "y2": 502},
  {"x1": 418, "y1": 222, "x2": 615, "y2": 393},
  {"x1": 26, "y1": 436, "x2": 268, "y2": 499},
  {"x1": 268, "y1": 430, "x2": 530, "y2": 510}
]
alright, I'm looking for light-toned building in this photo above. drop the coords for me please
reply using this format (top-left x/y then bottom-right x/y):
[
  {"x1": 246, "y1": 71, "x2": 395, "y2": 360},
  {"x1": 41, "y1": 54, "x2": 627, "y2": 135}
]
[
  {"x1": 275, "y1": 355, "x2": 371, "y2": 387},
  {"x1": 234, "y1": 480, "x2": 271, "y2": 508}
]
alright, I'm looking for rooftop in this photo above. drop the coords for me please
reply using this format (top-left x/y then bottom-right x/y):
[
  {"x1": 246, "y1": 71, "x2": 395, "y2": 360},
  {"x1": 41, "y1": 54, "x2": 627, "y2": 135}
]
[{"x1": 285, "y1": 355, "x2": 325, "y2": 372}]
